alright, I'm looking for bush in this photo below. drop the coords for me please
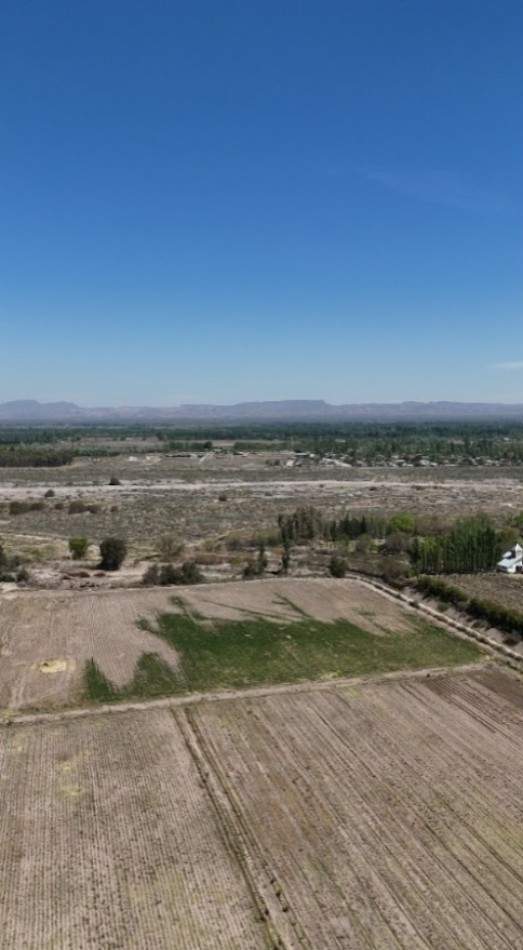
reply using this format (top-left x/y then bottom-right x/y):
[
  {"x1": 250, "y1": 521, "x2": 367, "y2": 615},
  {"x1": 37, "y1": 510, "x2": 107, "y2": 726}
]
[
  {"x1": 44, "y1": 488, "x2": 55, "y2": 498},
  {"x1": 68, "y1": 537, "x2": 89, "y2": 560},
  {"x1": 68, "y1": 500, "x2": 99, "y2": 515},
  {"x1": 328, "y1": 555, "x2": 348, "y2": 578},
  {"x1": 157, "y1": 535, "x2": 184, "y2": 562},
  {"x1": 109, "y1": 476, "x2": 121, "y2": 486},
  {"x1": 9, "y1": 500, "x2": 44, "y2": 515},
  {"x1": 142, "y1": 559, "x2": 203, "y2": 587},
  {"x1": 99, "y1": 537, "x2": 127, "y2": 571}
]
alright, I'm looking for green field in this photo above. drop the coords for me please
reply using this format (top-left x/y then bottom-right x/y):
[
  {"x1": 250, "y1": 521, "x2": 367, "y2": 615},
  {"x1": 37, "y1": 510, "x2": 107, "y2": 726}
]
[{"x1": 83, "y1": 604, "x2": 483, "y2": 703}]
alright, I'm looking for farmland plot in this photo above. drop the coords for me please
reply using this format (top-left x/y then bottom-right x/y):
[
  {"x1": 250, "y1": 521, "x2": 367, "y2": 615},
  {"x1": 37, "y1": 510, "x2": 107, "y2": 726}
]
[
  {"x1": 188, "y1": 666, "x2": 523, "y2": 949},
  {"x1": 0, "y1": 709, "x2": 268, "y2": 949},
  {"x1": 0, "y1": 579, "x2": 480, "y2": 711},
  {"x1": 0, "y1": 589, "x2": 180, "y2": 710}
]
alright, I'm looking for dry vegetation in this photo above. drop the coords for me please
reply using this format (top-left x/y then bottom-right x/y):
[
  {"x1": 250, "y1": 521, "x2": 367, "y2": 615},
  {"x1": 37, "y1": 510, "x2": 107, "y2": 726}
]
[{"x1": 2, "y1": 666, "x2": 523, "y2": 947}]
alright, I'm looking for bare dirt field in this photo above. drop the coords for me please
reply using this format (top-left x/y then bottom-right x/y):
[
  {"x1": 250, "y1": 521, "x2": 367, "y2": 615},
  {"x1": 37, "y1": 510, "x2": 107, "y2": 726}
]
[
  {"x1": 175, "y1": 576, "x2": 415, "y2": 634},
  {"x1": 188, "y1": 665, "x2": 523, "y2": 948},
  {"x1": 2, "y1": 665, "x2": 523, "y2": 947},
  {"x1": 0, "y1": 588, "x2": 180, "y2": 710},
  {"x1": 0, "y1": 578, "x2": 424, "y2": 711},
  {"x1": 0, "y1": 708, "x2": 268, "y2": 949}
]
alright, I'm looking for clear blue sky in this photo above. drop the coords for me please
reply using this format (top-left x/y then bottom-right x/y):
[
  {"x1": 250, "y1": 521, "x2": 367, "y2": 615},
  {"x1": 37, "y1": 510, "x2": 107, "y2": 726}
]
[{"x1": 2, "y1": 0, "x2": 522, "y2": 406}]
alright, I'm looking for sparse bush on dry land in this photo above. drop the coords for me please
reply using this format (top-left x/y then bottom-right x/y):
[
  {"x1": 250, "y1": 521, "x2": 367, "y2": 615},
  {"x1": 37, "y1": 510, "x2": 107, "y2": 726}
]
[
  {"x1": 109, "y1": 476, "x2": 121, "y2": 486},
  {"x1": 0, "y1": 540, "x2": 28, "y2": 583},
  {"x1": 99, "y1": 537, "x2": 127, "y2": 571},
  {"x1": 68, "y1": 500, "x2": 99, "y2": 515},
  {"x1": 44, "y1": 488, "x2": 55, "y2": 498},
  {"x1": 243, "y1": 542, "x2": 268, "y2": 579},
  {"x1": 142, "y1": 559, "x2": 204, "y2": 586},
  {"x1": 156, "y1": 534, "x2": 184, "y2": 561},
  {"x1": 9, "y1": 500, "x2": 45, "y2": 515},
  {"x1": 68, "y1": 537, "x2": 89, "y2": 560}
]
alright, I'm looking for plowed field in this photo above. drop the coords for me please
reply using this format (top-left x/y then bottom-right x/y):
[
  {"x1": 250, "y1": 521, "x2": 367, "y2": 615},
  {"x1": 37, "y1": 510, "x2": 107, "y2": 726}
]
[
  {"x1": 0, "y1": 588, "x2": 180, "y2": 709},
  {"x1": 2, "y1": 666, "x2": 523, "y2": 947},
  {"x1": 0, "y1": 578, "x2": 479, "y2": 711}
]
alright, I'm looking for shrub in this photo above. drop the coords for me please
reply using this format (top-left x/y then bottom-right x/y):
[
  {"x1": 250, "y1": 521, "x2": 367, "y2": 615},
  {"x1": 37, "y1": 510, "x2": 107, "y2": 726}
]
[
  {"x1": 157, "y1": 535, "x2": 184, "y2": 562},
  {"x1": 44, "y1": 488, "x2": 55, "y2": 498},
  {"x1": 142, "y1": 559, "x2": 203, "y2": 587},
  {"x1": 68, "y1": 500, "x2": 99, "y2": 515},
  {"x1": 68, "y1": 537, "x2": 89, "y2": 560},
  {"x1": 99, "y1": 537, "x2": 127, "y2": 571},
  {"x1": 328, "y1": 555, "x2": 348, "y2": 578},
  {"x1": 109, "y1": 476, "x2": 121, "y2": 486},
  {"x1": 9, "y1": 500, "x2": 44, "y2": 515}
]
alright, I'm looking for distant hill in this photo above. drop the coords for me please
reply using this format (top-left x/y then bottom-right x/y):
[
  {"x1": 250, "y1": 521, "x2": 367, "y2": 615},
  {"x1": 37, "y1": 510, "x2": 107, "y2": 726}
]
[{"x1": 2, "y1": 399, "x2": 523, "y2": 423}]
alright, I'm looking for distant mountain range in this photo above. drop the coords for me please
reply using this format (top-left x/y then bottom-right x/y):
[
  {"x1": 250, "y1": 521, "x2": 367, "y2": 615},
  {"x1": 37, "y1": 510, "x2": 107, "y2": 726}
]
[{"x1": 2, "y1": 399, "x2": 523, "y2": 423}]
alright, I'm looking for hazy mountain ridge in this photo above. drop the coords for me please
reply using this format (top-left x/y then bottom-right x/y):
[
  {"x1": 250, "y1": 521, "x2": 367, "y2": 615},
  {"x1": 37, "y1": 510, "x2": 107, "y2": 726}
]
[{"x1": 2, "y1": 399, "x2": 523, "y2": 422}]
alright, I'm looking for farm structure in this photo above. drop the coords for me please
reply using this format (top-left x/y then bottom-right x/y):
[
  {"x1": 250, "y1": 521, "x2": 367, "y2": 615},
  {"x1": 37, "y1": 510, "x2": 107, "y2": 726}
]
[
  {"x1": 2, "y1": 665, "x2": 523, "y2": 947},
  {"x1": 496, "y1": 543, "x2": 523, "y2": 573}
]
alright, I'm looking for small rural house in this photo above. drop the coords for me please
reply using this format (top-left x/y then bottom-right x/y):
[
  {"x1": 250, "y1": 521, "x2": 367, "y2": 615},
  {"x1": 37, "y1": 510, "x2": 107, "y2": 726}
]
[{"x1": 496, "y1": 544, "x2": 523, "y2": 573}]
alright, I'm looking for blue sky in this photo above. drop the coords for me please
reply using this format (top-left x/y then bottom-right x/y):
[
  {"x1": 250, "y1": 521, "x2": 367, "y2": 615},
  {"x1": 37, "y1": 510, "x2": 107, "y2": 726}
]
[{"x1": 2, "y1": 0, "x2": 522, "y2": 405}]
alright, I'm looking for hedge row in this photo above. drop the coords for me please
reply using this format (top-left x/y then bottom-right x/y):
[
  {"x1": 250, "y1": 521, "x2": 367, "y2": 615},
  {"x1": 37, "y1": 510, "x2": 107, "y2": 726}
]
[{"x1": 417, "y1": 575, "x2": 523, "y2": 638}]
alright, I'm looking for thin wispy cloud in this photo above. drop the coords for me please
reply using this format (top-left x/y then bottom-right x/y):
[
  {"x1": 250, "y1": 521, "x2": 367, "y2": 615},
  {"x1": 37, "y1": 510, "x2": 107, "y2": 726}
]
[
  {"x1": 491, "y1": 361, "x2": 523, "y2": 371},
  {"x1": 363, "y1": 168, "x2": 509, "y2": 215}
]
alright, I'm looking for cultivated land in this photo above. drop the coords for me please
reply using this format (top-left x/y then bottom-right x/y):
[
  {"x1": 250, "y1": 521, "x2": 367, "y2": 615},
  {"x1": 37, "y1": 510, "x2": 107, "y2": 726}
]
[
  {"x1": 0, "y1": 578, "x2": 481, "y2": 712},
  {"x1": 3, "y1": 666, "x2": 523, "y2": 947}
]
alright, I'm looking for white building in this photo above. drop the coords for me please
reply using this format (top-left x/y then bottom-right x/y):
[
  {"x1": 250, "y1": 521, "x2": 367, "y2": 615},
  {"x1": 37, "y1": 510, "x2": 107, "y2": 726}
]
[{"x1": 496, "y1": 544, "x2": 523, "y2": 573}]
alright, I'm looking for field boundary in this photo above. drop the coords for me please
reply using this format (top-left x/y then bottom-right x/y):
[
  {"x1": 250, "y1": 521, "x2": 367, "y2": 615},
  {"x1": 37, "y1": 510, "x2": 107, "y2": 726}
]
[{"x1": 0, "y1": 661, "x2": 485, "y2": 727}]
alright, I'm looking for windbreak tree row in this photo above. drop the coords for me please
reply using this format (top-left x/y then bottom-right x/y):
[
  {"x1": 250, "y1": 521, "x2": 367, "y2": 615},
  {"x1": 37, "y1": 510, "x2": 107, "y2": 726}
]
[{"x1": 410, "y1": 517, "x2": 501, "y2": 574}]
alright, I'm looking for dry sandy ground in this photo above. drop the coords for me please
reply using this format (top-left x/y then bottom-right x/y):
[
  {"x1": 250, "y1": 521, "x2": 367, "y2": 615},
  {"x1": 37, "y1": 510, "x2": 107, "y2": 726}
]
[
  {"x1": 0, "y1": 578, "x2": 413, "y2": 711},
  {"x1": 1, "y1": 666, "x2": 523, "y2": 947},
  {"x1": 177, "y1": 576, "x2": 414, "y2": 635},
  {"x1": 0, "y1": 588, "x2": 180, "y2": 710}
]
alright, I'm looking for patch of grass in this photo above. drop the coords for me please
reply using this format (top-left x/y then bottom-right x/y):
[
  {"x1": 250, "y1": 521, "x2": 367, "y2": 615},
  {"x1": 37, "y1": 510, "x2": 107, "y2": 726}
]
[
  {"x1": 83, "y1": 659, "x2": 120, "y2": 703},
  {"x1": 126, "y1": 652, "x2": 181, "y2": 697},
  {"x1": 83, "y1": 653, "x2": 182, "y2": 703},
  {"x1": 82, "y1": 611, "x2": 483, "y2": 705},
  {"x1": 140, "y1": 611, "x2": 483, "y2": 696}
]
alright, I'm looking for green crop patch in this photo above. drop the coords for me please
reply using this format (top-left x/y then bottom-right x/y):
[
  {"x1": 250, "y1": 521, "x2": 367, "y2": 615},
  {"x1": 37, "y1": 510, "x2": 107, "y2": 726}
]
[{"x1": 83, "y1": 605, "x2": 483, "y2": 704}]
